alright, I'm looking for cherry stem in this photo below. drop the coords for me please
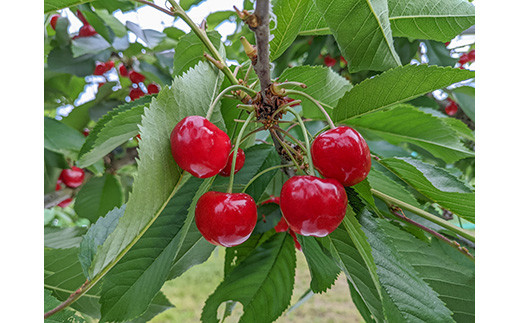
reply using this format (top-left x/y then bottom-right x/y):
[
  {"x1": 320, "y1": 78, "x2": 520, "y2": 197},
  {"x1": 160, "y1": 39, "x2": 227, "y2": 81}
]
[
  {"x1": 272, "y1": 100, "x2": 302, "y2": 119},
  {"x1": 284, "y1": 89, "x2": 335, "y2": 130},
  {"x1": 389, "y1": 207, "x2": 474, "y2": 261},
  {"x1": 371, "y1": 189, "x2": 475, "y2": 242},
  {"x1": 285, "y1": 107, "x2": 315, "y2": 176},
  {"x1": 271, "y1": 130, "x2": 306, "y2": 175},
  {"x1": 241, "y1": 164, "x2": 295, "y2": 193},
  {"x1": 206, "y1": 85, "x2": 257, "y2": 120},
  {"x1": 228, "y1": 113, "x2": 256, "y2": 193},
  {"x1": 271, "y1": 125, "x2": 306, "y2": 152},
  {"x1": 244, "y1": 63, "x2": 254, "y2": 84}
]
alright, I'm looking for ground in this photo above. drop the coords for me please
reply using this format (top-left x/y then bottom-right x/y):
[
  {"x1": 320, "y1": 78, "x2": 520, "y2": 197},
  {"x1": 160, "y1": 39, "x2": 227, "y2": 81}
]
[{"x1": 152, "y1": 247, "x2": 363, "y2": 323}]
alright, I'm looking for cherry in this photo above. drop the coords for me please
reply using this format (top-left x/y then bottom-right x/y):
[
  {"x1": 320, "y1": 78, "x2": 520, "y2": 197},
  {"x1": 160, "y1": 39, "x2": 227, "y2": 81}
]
[
  {"x1": 445, "y1": 41, "x2": 450, "y2": 47},
  {"x1": 78, "y1": 24, "x2": 97, "y2": 37},
  {"x1": 311, "y1": 126, "x2": 371, "y2": 187},
  {"x1": 50, "y1": 15, "x2": 59, "y2": 30},
  {"x1": 261, "y1": 195, "x2": 280, "y2": 205},
  {"x1": 129, "y1": 71, "x2": 146, "y2": 84},
  {"x1": 118, "y1": 64, "x2": 129, "y2": 77},
  {"x1": 82, "y1": 128, "x2": 90, "y2": 137},
  {"x1": 195, "y1": 191, "x2": 257, "y2": 247},
  {"x1": 445, "y1": 98, "x2": 458, "y2": 116},
  {"x1": 467, "y1": 49, "x2": 475, "y2": 62},
  {"x1": 57, "y1": 198, "x2": 73, "y2": 208},
  {"x1": 261, "y1": 195, "x2": 301, "y2": 250},
  {"x1": 135, "y1": 134, "x2": 141, "y2": 141},
  {"x1": 55, "y1": 182, "x2": 62, "y2": 191},
  {"x1": 324, "y1": 55, "x2": 337, "y2": 67},
  {"x1": 280, "y1": 175, "x2": 348, "y2": 237},
  {"x1": 105, "y1": 61, "x2": 114, "y2": 70},
  {"x1": 147, "y1": 83, "x2": 160, "y2": 94},
  {"x1": 219, "y1": 146, "x2": 245, "y2": 177},
  {"x1": 59, "y1": 166, "x2": 85, "y2": 188},
  {"x1": 170, "y1": 116, "x2": 231, "y2": 178},
  {"x1": 340, "y1": 56, "x2": 348, "y2": 65},
  {"x1": 98, "y1": 82, "x2": 105, "y2": 90},
  {"x1": 129, "y1": 88, "x2": 145, "y2": 101},
  {"x1": 284, "y1": 97, "x2": 299, "y2": 107},
  {"x1": 94, "y1": 62, "x2": 106, "y2": 75}
]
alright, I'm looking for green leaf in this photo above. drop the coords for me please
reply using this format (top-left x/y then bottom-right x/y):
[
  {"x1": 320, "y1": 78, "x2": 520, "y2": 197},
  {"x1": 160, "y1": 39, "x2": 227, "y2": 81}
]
[
  {"x1": 359, "y1": 215, "x2": 455, "y2": 322},
  {"x1": 322, "y1": 209, "x2": 384, "y2": 322},
  {"x1": 72, "y1": 34, "x2": 112, "y2": 57},
  {"x1": 47, "y1": 47, "x2": 96, "y2": 77},
  {"x1": 74, "y1": 174, "x2": 123, "y2": 223},
  {"x1": 45, "y1": 247, "x2": 173, "y2": 321},
  {"x1": 298, "y1": 236, "x2": 340, "y2": 293},
  {"x1": 44, "y1": 289, "x2": 86, "y2": 323},
  {"x1": 388, "y1": 0, "x2": 475, "y2": 42},
  {"x1": 368, "y1": 169, "x2": 421, "y2": 208},
  {"x1": 314, "y1": 0, "x2": 401, "y2": 72},
  {"x1": 298, "y1": 2, "x2": 330, "y2": 35},
  {"x1": 126, "y1": 21, "x2": 165, "y2": 49},
  {"x1": 99, "y1": 177, "x2": 214, "y2": 322},
  {"x1": 201, "y1": 233, "x2": 296, "y2": 323},
  {"x1": 96, "y1": 9, "x2": 127, "y2": 37},
  {"x1": 348, "y1": 280, "x2": 376, "y2": 323},
  {"x1": 179, "y1": 0, "x2": 205, "y2": 10},
  {"x1": 270, "y1": 0, "x2": 311, "y2": 60},
  {"x1": 346, "y1": 104, "x2": 474, "y2": 163},
  {"x1": 79, "y1": 205, "x2": 126, "y2": 278},
  {"x1": 352, "y1": 179, "x2": 377, "y2": 209},
  {"x1": 206, "y1": 11, "x2": 236, "y2": 29},
  {"x1": 380, "y1": 157, "x2": 475, "y2": 222},
  {"x1": 211, "y1": 144, "x2": 279, "y2": 200},
  {"x1": 277, "y1": 65, "x2": 352, "y2": 119},
  {"x1": 173, "y1": 30, "x2": 223, "y2": 77},
  {"x1": 44, "y1": 117, "x2": 86, "y2": 159},
  {"x1": 44, "y1": 0, "x2": 90, "y2": 13},
  {"x1": 77, "y1": 96, "x2": 152, "y2": 168},
  {"x1": 88, "y1": 61, "x2": 224, "y2": 282},
  {"x1": 451, "y1": 86, "x2": 475, "y2": 121},
  {"x1": 45, "y1": 227, "x2": 87, "y2": 249},
  {"x1": 379, "y1": 220, "x2": 475, "y2": 322},
  {"x1": 424, "y1": 40, "x2": 458, "y2": 67},
  {"x1": 333, "y1": 64, "x2": 475, "y2": 122}
]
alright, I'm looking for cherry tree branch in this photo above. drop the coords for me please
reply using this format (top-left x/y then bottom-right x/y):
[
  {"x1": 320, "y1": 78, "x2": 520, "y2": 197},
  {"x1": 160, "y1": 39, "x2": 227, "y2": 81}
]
[{"x1": 251, "y1": 0, "x2": 271, "y2": 91}]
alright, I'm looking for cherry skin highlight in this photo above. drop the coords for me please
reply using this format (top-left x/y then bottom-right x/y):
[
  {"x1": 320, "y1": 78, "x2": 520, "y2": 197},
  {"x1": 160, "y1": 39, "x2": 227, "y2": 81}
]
[
  {"x1": 311, "y1": 126, "x2": 371, "y2": 187},
  {"x1": 195, "y1": 191, "x2": 257, "y2": 247},
  {"x1": 280, "y1": 175, "x2": 348, "y2": 237},
  {"x1": 170, "y1": 116, "x2": 231, "y2": 178},
  {"x1": 219, "y1": 146, "x2": 245, "y2": 177},
  {"x1": 60, "y1": 166, "x2": 85, "y2": 188}
]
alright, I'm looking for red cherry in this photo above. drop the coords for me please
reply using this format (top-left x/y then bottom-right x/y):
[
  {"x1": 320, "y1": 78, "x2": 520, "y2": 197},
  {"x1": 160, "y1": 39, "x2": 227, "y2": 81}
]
[
  {"x1": 119, "y1": 64, "x2": 129, "y2": 77},
  {"x1": 57, "y1": 198, "x2": 73, "y2": 208},
  {"x1": 129, "y1": 88, "x2": 145, "y2": 101},
  {"x1": 467, "y1": 49, "x2": 475, "y2": 62},
  {"x1": 105, "y1": 61, "x2": 114, "y2": 70},
  {"x1": 78, "y1": 24, "x2": 97, "y2": 37},
  {"x1": 147, "y1": 83, "x2": 160, "y2": 94},
  {"x1": 445, "y1": 41, "x2": 450, "y2": 47},
  {"x1": 50, "y1": 15, "x2": 59, "y2": 30},
  {"x1": 280, "y1": 175, "x2": 348, "y2": 237},
  {"x1": 129, "y1": 71, "x2": 146, "y2": 84},
  {"x1": 340, "y1": 56, "x2": 348, "y2": 65},
  {"x1": 55, "y1": 182, "x2": 62, "y2": 191},
  {"x1": 274, "y1": 217, "x2": 289, "y2": 232},
  {"x1": 82, "y1": 128, "x2": 90, "y2": 137},
  {"x1": 445, "y1": 99, "x2": 458, "y2": 116},
  {"x1": 311, "y1": 126, "x2": 371, "y2": 187},
  {"x1": 324, "y1": 55, "x2": 337, "y2": 67},
  {"x1": 285, "y1": 97, "x2": 299, "y2": 107},
  {"x1": 219, "y1": 146, "x2": 245, "y2": 177},
  {"x1": 60, "y1": 167, "x2": 85, "y2": 188},
  {"x1": 195, "y1": 191, "x2": 257, "y2": 247},
  {"x1": 458, "y1": 53, "x2": 470, "y2": 65},
  {"x1": 170, "y1": 116, "x2": 231, "y2": 178},
  {"x1": 93, "y1": 62, "x2": 106, "y2": 75},
  {"x1": 98, "y1": 82, "x2": 105, "y2": 90},
  {"x1": 136, "y1": 134, "x2": 141, "y2": 141}
]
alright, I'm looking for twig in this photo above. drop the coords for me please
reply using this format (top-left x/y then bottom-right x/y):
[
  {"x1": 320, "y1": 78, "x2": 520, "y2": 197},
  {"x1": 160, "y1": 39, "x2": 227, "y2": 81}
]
[
  {"x1": 133, "y1": 0, "x2": 177, "y2": 17},
  {"x1": 389, "y1": 207, "x2": 474, "y2": 261}
]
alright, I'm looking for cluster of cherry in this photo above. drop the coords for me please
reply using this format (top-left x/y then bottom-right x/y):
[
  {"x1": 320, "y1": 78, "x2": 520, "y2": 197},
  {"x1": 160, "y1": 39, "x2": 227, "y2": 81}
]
[
  {"x1": 170, "y1": 115, "x2": 371, "y2": 248},
  {"x1": 49, "y1": 11, "x2": 160, "y2": 101},
  {"x1": 54, "y1": 167, "x2": 85, "y2": 208}
]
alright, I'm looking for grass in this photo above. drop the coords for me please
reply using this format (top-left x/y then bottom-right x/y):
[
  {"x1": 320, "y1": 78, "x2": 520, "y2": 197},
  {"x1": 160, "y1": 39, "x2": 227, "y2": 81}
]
[{"x1": 151, "y1": 247, "x2": 363, "y2": 323}]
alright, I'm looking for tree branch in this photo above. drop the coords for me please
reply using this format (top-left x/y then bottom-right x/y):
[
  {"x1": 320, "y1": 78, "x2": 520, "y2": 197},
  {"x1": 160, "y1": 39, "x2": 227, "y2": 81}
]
[{"x1": 251, "y1": 0, "x2": 271, "y2": 91}]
